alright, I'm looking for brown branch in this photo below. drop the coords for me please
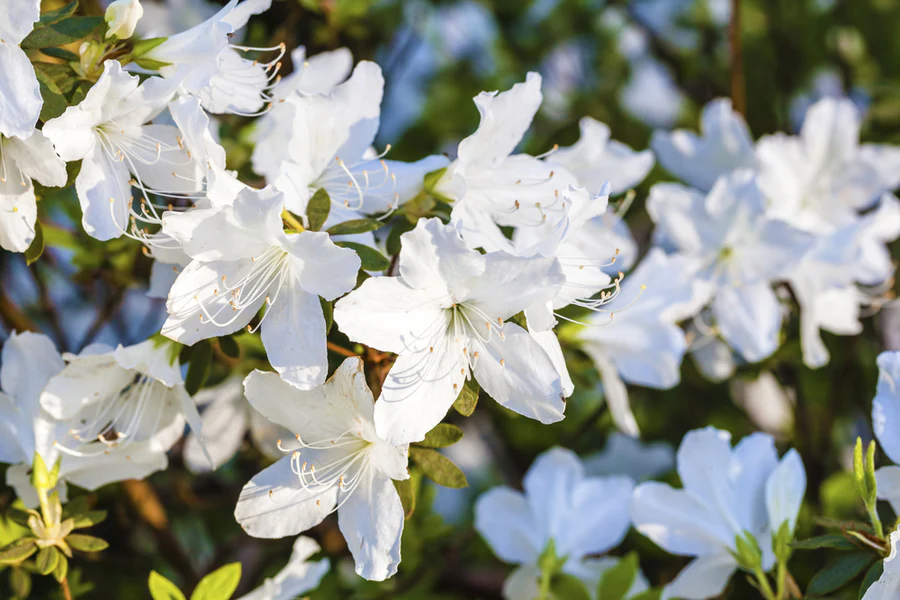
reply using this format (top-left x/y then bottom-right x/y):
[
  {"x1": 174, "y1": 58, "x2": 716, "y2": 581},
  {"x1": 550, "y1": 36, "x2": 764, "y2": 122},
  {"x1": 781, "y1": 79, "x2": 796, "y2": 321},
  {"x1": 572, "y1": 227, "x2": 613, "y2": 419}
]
[
  {"x1": 327, "y1": 341, "x2": 359, "y2": 358},
  {"x1": 729, "y1": 0, "x2": 746, "y2": 115},
  {"x1": 60, "y1": 578, "x2": 73, "y2": 600},
  {"x1": 0, "y1": 286, "x2": 37, "y2": 333},
  {"x1": 121, "y1": 479, "x2": 198, "y2": 587}
]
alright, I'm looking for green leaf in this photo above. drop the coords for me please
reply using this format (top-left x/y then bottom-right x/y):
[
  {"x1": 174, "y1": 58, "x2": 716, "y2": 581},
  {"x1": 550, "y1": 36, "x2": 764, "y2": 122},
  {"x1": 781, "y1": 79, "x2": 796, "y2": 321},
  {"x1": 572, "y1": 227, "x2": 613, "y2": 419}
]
[
  {"x1": 33, "y1": 62, "x2": 78, "y2": 96},
  {"x1": 53, "y1": 553, "x2": 68, "y2": 583},
  {"x1": 132, "y1": 36, "x2": 168, "y2": 57},
  {"x1": 423, "y1": 167, "x2": 447, "y2": 193},
  {"x1": 335, "y1": 241, "x2": 390, "y2": 271},
  {"x1": 133, "y1": 56, "x2": 172, "y2": 71},
  {"x1": 550, "y1": 573, "x2": 591, "y2": 600},
  {"x1": 452, "y1": 379, "x2": 479, "y2": 417},
  {"x1": 807, "y1": 551, "x2": 876, "y2": 596},
  {"x1": 40, "y1": 47, "x2": 79, "y2": 61},
  {"x1": 217, "y1": 336, "x2": 240, "y2": 359},
  {"x1": 65, "y1": 534, "x2": 109, "y2": 552},
  {"x1": 35, "y1": 546, "x2": 59, "y2": 576},
  {"x1": 409, "y1": 447, "x2": 468, "y2": 489},
  {"x1": 71, "y1": 510, "x2": 108, "y2": 529},
  {"x1": 5, "y1": 508, "x2": 33, "y2": 529},
  {"x1": 36, "y1": 72, "x2": 67, "y2": 122},
  {"x1": 306, "y1": 188, "x2": 331, "y2": 231},
  {"x1": 24, "y1": 222, "x2": 45, "y2": 266},
  {"x1": 326, "y1": 218, "x2": 383, "y2": 236},
  {"x1": 320, "y1": 297, "x2": 333, "y2": 335},
  {"x1": 385, "y1": 218, "x2": 414, "y2": 256},
  {"x1": 37, "y1": 1, "x2": 79, "y2": 27},
  {"x1": 190, "y1": 563, "x2": 241, "y2": 600},
  {"x1": 149, "y1": 571, "x2": 187, "y2": 600},
  {"x1": 597, "y1": 553, "x2": 639, "y2": 600},
  {"x1": 628, "y1": 590, "x2": 662, "y2": 600},
  {"x1": 21, "y1": 17, "x2": 104, "y2": 49},
  {"x1": 791, "y1": 534, "x2": 858, "y2": 550},
  {"x1": 393, "y1": 478, "x2": 416, "y2": 520},
  {"x1": 418, "y1": 423, "x2": 464, "y2": 448},
  {"x1": 859, "y1": 560, "x2": 884, "y2": 599},
  {"x1": 0, "y1": 539, "x2": 37, "y2": 564},
  {"x1": 184, "y1": 341, "x2": 213, "y2": 396},
  {"x1": 10, "y1": 567, "x2": 31, "y2": 599}
]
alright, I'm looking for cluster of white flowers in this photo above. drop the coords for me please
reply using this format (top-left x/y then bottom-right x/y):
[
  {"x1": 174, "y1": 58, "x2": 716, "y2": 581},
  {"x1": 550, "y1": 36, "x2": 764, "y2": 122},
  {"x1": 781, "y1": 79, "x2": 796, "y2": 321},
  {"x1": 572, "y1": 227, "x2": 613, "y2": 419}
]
[{"x1": 2, "y1": 0, "x2": 899, "y2": 597}]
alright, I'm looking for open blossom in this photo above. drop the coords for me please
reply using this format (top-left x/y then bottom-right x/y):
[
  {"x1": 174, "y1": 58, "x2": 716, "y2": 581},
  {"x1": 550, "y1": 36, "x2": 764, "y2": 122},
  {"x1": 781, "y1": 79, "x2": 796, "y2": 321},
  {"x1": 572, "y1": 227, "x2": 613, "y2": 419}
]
[
  {"x1": 861, "y1": 526, "x2": 900, "y2": 600},
  {"x1": 0, "y1": 131, "x2": 67, "y2": 251},
  {"x1": 647, "y1": 169, "x2": 813, "y2": 363},
  {"x1": 0, "y1": 0, "x2": 43, "y2": 139},
  {"x1": 631, "y1": 427, "x2": 805, "y2": 599},
  {"x1": 43, "y1": 60, "x2": 202, "y2": 241},
  {"x1": 475, "y1": 447, "x2": 642, "y2": 600},
  {"x1": 140, "y1": 0, "x2": 280, "y2": 115},
  {"x1": 183, "y1": 377, "x2": 290, "y2": 473},
  {"x1": 871, "y1": 352, "x2": 900, "y2": 512},
  {"x1": 236, "y1": 536, "x2": 329, "y2": 600},
  {"x1": 161, "y1": 185, "x2": 360, "y2": 390},
  {"x1": 234, "y1": 358, "x2": 408, "y2": 581},
  {"x1": 334, "y1": 217, "x2": 566, "y2": 445},
  {"x1": 0, "y1": 333, "x2": 185, "y2": 507},
  {"x1": 651, "y1": 98, "x2": 756, "y2": 192},
  {"x1": 573, "y1": 248, "x2": 707, "y2": 435},
  {"x1": 105, "y1": 0, "x2": 143, "y2": 39},
  {"x1": 433, "y1": 72, "x2": 577, "y2": 252},
  {"x1": 256, "y1": 61, "x2": 447, "y2": 241},
  {"x1": 553, "y1": 116, "x2": 655, "y2": 195}
]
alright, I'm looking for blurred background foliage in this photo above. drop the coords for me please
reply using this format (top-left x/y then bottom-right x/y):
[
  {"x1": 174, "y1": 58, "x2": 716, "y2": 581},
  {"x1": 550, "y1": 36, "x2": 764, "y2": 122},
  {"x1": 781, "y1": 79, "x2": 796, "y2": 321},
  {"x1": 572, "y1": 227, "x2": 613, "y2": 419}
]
[{"x1": 5, "y1": 0, "x2": 900, "y2": 598}]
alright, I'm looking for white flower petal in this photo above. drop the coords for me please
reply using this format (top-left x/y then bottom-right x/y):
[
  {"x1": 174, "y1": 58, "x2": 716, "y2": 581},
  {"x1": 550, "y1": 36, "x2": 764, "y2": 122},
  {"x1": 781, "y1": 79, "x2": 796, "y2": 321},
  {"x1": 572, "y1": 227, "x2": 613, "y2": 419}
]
[
  {"x1": 184, "y1": 392, "x2": 248, "y2": 473},
  {"x1": 0, "y1": 43, "x2": 41, "y2": 139},
  {"x1": 74, "y1": 144, "x2": 132, "y2": 241},
  {"x1": 474, "y1": 487, "x2": 542, "y2": 565},
  {"x1": 765, "y1": 449, "x2": 806, "y2": 533},
  {"x1": 260, "y1": 283, "x2": 328, "y2": 390},
  {"x1": 661, "y1": 553, "x2": 737, "y2": 600},
  {"x1": 338, "y1": 470, "x2": 403, "y2": 581}
]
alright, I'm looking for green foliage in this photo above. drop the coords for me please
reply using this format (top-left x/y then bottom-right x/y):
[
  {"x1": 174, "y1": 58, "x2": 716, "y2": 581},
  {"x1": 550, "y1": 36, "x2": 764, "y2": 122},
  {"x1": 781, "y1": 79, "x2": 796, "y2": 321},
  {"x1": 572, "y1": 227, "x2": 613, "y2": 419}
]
[
  {"x1": 20, "y1": 17, "x2": 103, "y2": 49},
  {"x1": 185, "y1": 341, "x2": 213, "y2": 396},
  {"x1": 417, "y1": 423, "x2": 464, "y2": 448},
  {"x1": 806, "y1": 552, "x2": 877, "y2": 596},
  {"x1": 326, "y1": 218, "x2": 383, "y2": 236},
  {"x1": 597, "y1": 553, "x2": 639, "y2": 600},
  {"x1": 452, "y1": 378, "x2": 479, "y2": 416},
  {"x1": 408, "y1": 447, "x2": 468, "y2": 488},
  {"x1": 335, "y1": 241, "x2": 391, "y2": 271},
  {"x1": 149, "y1": 571, "x2": 187, "y2": 600},
  {"x1": 190, "y1": 563, "x2": 242, "y2": 600},
  {"x1": 307, "y1": 188, "x2": 332, "y2": 231}
]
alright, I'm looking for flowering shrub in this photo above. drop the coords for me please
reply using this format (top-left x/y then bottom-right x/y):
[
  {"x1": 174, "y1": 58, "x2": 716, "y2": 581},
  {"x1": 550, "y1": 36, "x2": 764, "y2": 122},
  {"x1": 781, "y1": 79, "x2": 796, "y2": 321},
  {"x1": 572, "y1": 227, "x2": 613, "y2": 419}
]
[{"x1": 1, "y1": 0, "x2": 900, "y2": 599}]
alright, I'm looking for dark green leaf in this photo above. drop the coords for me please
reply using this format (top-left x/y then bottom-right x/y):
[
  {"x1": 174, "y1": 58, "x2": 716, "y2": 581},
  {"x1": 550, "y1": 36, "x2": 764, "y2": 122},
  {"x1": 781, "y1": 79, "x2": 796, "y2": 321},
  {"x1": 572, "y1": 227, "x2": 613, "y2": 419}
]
[
  {"x1": 24, "y1": 222, "x2": 45, "y2": 266},
  {"x1": 21, "y1": 17, "x2": 103, "y2": 49},
  {"x1": 35, "y1": 546, "x2": 59, "y2": 575},
  {"x1": 306, "y1": 188, "x2": 331, "y2": 231},
  {"x1": 71, "y1": 510, "x2": 108, "y2": 529},
  {"x1": 65, "y1": 534, "x2": 108, "y2": 552},
  {"x1": 423, "y1": 167, "x2": 447, "y2": 193},
  {"x1": 807, "y1": 552, "x2": 876, "y2": 596},
  {"x1": 385, "y1": 218, "x2": 414, "y2": 256},
  {"x1": 36, "y1": 72, "x2": 67, "y2": 122},
  {"x1": 597, "y1": 553, "x2": 639, "y2": 600},
  {"x1": 393, "y1": 478, "x2": 416, "y2": 520},
  {"x1": 33, "y1": 62, "x2": 78, "y2": 96},
  {"x1": 184, "y1": 341, "x2": 213, "y2": 396},
  {"x1": 629, "y1": 590, "x2": 662, "y2": 600},
  {"x1": 326, "y1": 218, "x2": 383, "y2": 236},
  {"x1": 52, "y1": 553, "x2": 68, "y2": 584},
  {"x1": 452, "y1": 379, "x2": 479, "y2": 417},
  {"x1": 0, "y1": 539, "x2": 37, "y2": 564},
  {"x1": 791, "y1": 534, "x2": 858, "y2": 551},
  {"x1": 409, "y1": 447, "x2": 468, "y2": 488},
  {"x1": 132, "y1": 37, "x2": 167, "y2": 57},
  {"x1": 190, "y1": 562, "x2": 241, "y2": 600},
  {"x1": 37, "y1": 1, "x2": 79, "y2": 27},
  {"x1": 69, "y1": 80, "x2": 92, "y2": 105},
  {"x1": 418, "y1": 423, "x2": 464, "y2": 448},
  {"x1": 40, "y1": 47, "x2": 79, "y2": 61},
  {"x1": 217, "y1": 336, "x2": 240, "y2": 359},
  {"x1": 320, "y1": 297, "x2": 333, "y2": 335},
  {"x1": 149, "y1": 571, "x2": 186, "y2": 600},
  {"x1": 550, "y1": 573, "x2": 591, "y2": 600},
  {"x1": 335, "y1": 241, "x2": 390, "y2": 271},
  {"x1": 10, "y1": 567, "x2": 31, "y2": 599},
  {"x1": 860, "y1": 560, "x2": 884, "y2": 599}
]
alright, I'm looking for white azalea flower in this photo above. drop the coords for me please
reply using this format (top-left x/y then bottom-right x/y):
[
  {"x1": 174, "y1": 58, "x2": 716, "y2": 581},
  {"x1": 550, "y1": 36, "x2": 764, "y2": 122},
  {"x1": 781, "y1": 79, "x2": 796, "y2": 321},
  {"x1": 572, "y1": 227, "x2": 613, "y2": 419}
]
[
  {"x1": 39, "y1": 338, "x2": 206, "y2": 463},
  {"x1": 757, "y1": 97, "x2": 900, "y2": 234},
  {"x1": 583, "y1": 432, "x2": 675, "y2": 482},
  {"x1": 161, "y1": 185, "x2": 360, "y2": 390},
  {"x1": 433, "y1": 72, "x2": 578, "y2": 252},
  {"x1": 861, "y1": 527, "x2": 900, "y2": 600},
  {"x1": 647, "y1": 170, "x2": 813, "y2": 363},
  {"x1": 553, "y1": 117, "x2": 654, "y2": 195},
  {"x1": 871, "y1": 352, "x2": 900, "y2": 513},
  {"x1": 237, "y1": 536, "x2": 329, "y2": 600},
  {"x1": 474, "y1": 447, "x2": 642, "y2": 600},
  {"x1": 105, "y1": 0, "x2": 143, "y2": 39},
  {"x1": 131, "y1": 0, "x2": 219, "y2": 38},
  {"x1": 234, "y1": 358, "x2": 409, "y2": 582},
  {"x1": 256, "y1": 61, "x2": 447, "y2": 242},
  {"x1": 0, "y1": 0, "x2": 43, "y2": 139},
  {"x1": 42, "y1": 60, "x2": 203, "y2": 241},
  {"x1": 183, "y1": 377, "x2": 290, "y2": 473},
  {"x1": 140, "y1": 0, "x2": 282, "y2": 115},
  {"x1": 0, "y1": 332, "x2": 185, "y2": 507},
  {"x1": 0, "y1": 131, "x2": 67, "y2": 251},
  {"x1": 651, "y1": 98, "x2": 756, "y2": 192},
  {"x1": 573, "y1": 248, "x2": 707, "y2": 435},
  {"x1": 333, "y1": 217, "x2": 566, "y2": 445},
  {"x1": 631, "y1": 427, "x2": 806, "y2": 600}
]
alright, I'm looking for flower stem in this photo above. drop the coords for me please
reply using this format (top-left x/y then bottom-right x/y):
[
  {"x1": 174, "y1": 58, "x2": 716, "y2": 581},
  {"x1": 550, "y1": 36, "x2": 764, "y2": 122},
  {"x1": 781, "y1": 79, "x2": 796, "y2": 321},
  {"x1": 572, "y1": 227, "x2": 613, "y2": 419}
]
[
  {"x1": 60, "y1": 577, "x2": 73, "y2": 600},
  {"x1": 538, "y1": 568, "x2": 553, "y2": 600},
  {"x1": 753, "y1": 567, "x2": 777, "y2": 600}
]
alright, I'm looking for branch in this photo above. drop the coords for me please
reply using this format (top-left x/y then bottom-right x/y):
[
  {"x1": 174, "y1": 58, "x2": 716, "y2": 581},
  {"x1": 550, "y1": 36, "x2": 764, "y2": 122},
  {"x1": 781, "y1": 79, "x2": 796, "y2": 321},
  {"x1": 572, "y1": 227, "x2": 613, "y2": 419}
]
[
  {"x1": 327, "y1": 341, "x2": 359, "y2": 358},
  {"x1": 729, "y1": 0, "x2": 746, "y2": 115}
]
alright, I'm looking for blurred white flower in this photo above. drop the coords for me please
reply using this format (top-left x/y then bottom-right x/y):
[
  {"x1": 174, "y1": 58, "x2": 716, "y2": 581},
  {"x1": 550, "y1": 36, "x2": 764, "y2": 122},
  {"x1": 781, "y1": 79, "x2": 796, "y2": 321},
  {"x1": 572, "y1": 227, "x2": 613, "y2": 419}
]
[
  {"x1": 861, "y1": 526, "x2": 900, "y2": 600},
  {"x1": 234, "y1": 358, "x2": 409, "y2": 581},
  {"x1": 236, "y1": 536, "x2": 329, "y2": 600},
  {"x1": 582, "y1": 432, "x2": 675, "y2": 481},
  {"x1": 0, "y1": 0, "x2": 43, "y2": 139}
]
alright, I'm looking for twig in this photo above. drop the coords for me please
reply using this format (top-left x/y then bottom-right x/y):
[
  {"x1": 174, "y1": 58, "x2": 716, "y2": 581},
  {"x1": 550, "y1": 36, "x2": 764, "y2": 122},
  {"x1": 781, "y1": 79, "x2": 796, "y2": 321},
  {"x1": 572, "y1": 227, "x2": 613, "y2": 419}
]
[
  {"x1": 327, "y1": 341, "x2": 359, "y2": 358},
  {"x1": 60, "y1": 578, "x2": 73, "y2": 600},
  {"x1": 30, "y1": 262, "x2": 68, "y2": 351},
  {"x1": 0, "y1": 283, "x2": 37, "y2": 333},
  {"x1": 729, "y1": 0, "x2": 746, "y2": 115}
]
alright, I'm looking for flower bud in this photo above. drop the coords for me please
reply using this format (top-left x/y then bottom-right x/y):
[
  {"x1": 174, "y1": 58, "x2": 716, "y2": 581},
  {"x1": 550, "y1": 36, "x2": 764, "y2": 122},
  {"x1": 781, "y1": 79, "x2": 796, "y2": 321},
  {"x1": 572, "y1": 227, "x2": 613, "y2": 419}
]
[{"x1": 105, "y1": 0, "x2": 143, "y2": 40}]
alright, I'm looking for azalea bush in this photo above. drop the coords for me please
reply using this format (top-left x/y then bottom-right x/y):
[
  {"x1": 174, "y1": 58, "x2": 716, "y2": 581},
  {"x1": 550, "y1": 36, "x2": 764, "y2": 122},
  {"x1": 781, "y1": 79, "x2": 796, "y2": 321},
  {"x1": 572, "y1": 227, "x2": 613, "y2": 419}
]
[{"x1": 3, "y1": 0, "x2": 900, "y2": 599}]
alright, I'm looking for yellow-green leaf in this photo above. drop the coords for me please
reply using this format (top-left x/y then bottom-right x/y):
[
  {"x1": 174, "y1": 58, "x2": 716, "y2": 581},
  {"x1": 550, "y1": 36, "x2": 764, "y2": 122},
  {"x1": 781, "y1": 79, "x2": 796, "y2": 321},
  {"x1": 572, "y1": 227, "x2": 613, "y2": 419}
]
[
  {"x1": 409, "y1": 447, "x2": 468, "y2": 488},
  {"x1": 65, "y1": 533, "x2": 108, "y2": 552},
  {"x1": 35, "y1": 546, "x2": 60, "y2": 575},
  {"x1": 190, "y1": 562, "x2": 242, "y2": 600},
  {"x1": 452, "y1": 379, "x2": 479, "y2": 417},
  {"x1": 418, "y1": 423, "x2": 463, "y2": 448},
  {"x1": 149, "y1": 571, "x2": 186, "y2": 600}
]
